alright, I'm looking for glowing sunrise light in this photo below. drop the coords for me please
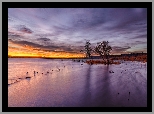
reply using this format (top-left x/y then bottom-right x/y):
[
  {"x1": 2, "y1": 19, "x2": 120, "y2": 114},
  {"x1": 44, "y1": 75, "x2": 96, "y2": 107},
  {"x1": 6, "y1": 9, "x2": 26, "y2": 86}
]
[{"x1": 8, "y1": 8, "x2": 147, "y2": 58}]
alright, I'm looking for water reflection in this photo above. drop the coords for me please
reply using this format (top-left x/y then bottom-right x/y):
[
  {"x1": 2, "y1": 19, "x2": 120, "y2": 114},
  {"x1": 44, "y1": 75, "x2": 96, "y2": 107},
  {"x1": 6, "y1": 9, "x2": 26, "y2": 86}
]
[
  {"x1": 97, "y1": 65, "x2": 112, "y2": 107},
  {"x1": 80, "y1": 65, "x2": 92, "y2": 106},
  {"x1": 8, "y1": 59, "x2": 147, "y2": 107},
  {"x1": 79, "y1": 65, "x2": 113, "y2": 107}
]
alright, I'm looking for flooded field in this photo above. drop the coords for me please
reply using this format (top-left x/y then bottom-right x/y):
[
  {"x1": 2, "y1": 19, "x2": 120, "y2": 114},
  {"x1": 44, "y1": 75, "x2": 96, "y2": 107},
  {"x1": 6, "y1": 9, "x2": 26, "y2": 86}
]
[{"x1": 8, "y1": 58, "x2": 147, "y2": 107}]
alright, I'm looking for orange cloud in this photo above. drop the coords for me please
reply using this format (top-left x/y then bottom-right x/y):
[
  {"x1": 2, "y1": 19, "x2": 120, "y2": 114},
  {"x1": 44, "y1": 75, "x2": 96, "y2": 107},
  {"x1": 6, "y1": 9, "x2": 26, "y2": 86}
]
[{"x1": 8, "y1": 41, "x2": 85, "y2": 58}]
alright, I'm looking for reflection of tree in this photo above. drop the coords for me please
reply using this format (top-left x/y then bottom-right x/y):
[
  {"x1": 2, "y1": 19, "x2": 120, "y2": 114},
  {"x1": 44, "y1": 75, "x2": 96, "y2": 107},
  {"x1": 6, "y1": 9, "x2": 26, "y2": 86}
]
[{"x1": 81, "y1": 65, "x2": 92, "y2": 106}]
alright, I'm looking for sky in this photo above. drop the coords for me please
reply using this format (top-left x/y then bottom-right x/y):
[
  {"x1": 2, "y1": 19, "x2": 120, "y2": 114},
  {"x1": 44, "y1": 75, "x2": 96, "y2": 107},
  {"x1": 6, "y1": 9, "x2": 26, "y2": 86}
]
[{"x1": 8, "y1": 8, "x2": 147, "y2": 58}]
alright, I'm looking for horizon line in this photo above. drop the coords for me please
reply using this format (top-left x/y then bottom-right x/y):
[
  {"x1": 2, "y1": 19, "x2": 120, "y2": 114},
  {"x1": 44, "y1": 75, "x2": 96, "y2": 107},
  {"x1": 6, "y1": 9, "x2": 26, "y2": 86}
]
[{"x1": 8, "y1": 53, "x2": 147, "y2": 59}]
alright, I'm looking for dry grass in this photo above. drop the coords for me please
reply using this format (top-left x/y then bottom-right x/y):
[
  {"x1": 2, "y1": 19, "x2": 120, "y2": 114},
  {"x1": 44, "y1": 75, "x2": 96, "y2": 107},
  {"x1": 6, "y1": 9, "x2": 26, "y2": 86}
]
[
  {"x1": 85, "y1": 60, "x2": 121, "y2": 65},
  {"x1": 110, "y1": 55, "x2": 147, "y2": 62},
  {"x1": 85, "y1": 55, "x2": 147, "y2": 65}
]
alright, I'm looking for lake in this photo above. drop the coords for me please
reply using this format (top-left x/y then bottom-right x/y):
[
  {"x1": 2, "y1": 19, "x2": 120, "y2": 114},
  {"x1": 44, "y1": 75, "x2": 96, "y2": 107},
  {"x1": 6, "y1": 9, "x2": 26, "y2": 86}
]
[{"x1": 8, "y1": 58, "x2": 147, "y2": 107}]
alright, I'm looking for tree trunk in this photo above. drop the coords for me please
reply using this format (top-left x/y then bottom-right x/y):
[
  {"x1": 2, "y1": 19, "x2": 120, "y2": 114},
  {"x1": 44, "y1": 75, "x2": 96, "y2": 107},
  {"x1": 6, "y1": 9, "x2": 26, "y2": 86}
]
[{"x1": 106, "y1": 54, "x2": 109, "y2": 65}]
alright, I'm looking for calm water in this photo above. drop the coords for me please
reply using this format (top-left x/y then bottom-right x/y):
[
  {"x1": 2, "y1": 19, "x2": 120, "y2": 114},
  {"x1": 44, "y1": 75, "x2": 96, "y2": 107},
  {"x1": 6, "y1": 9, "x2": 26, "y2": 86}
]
[{"x1": 8, "y1": 58, "x2": 147, "y2": 107}]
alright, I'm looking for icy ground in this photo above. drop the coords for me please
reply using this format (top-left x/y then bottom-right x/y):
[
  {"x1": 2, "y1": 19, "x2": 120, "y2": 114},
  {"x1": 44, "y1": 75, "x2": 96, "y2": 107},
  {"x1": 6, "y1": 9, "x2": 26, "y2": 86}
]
[{"x1": 8, "y1": 59, "x2": 147, "y2": 107}]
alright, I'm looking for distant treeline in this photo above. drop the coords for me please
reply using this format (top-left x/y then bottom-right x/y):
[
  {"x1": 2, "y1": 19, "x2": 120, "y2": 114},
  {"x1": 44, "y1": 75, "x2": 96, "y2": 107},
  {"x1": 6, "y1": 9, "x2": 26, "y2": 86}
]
[
  {"x1": 8, "y1": 56, "x2": 41, "y2": 58},
  {"x1": 8, "y1": 53, "x2": 147, "y2": 59},
  {"x1": 86, "y1": 53, "x2": 147, "y2": 59}
]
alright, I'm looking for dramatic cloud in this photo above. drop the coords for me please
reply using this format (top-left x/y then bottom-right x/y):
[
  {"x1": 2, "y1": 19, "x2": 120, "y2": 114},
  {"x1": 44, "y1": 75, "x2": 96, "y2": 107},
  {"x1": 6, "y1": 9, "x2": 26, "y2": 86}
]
[
  {"x1": 8, "y1": 39, "x2": 80, "y2": 53},
  {"x1": 19, "y1": 27, "x2": 33, "y2": 34},
  {"x1": 112, "y1": 46, "x2": 131, "y2": 54},
  {"x1": 37, "y1": 38, "x2": 50, "y2": 41},
  {"x1": 8, "y1": 8, "x2": 147, "y2": 57}
]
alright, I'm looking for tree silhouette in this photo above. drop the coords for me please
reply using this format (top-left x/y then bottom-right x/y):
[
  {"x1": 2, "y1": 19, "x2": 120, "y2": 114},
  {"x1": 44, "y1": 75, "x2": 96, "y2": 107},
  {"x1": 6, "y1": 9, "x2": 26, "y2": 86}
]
[
  {"x1": 81, "y1": 40, "x2": 93, "y2": 58},
  {"x1": 95, "y1": 42, "x2": 104, "y2": 59},
  {"x1": 95, "y1": 41, "x2": 112, "y2": 64}
]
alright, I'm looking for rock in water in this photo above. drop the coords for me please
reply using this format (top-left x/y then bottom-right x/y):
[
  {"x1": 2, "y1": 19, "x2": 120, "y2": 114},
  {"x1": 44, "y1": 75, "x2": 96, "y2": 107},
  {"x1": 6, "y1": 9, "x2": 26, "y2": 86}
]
[
  {"x1": 109, "y1": 70, "x2": 114, "y2": 73},
  {"x1": 26, "y1": 77, "x2": 31, "y2": 79}
]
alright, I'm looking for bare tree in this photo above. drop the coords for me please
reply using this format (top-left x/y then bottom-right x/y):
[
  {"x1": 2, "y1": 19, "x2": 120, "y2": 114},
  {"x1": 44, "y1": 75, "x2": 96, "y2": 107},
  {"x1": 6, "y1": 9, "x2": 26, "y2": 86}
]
[
  {"x1": 81, "y1": 40, "x2": 93, "y2": 58},
  {"x1": 95, "y1": 42, "x2": 104, "y2": 59},
  {"x1": 95, "y1": 41, "x2": 112, "y2": 64}
]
